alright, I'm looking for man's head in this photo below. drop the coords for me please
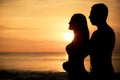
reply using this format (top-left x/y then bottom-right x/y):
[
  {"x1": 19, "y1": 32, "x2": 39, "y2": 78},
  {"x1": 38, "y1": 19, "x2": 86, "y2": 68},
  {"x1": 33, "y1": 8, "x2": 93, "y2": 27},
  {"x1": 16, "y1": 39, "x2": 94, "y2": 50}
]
[{"x1": 89, "y1": 3, "x2": 108, "y2": 25}]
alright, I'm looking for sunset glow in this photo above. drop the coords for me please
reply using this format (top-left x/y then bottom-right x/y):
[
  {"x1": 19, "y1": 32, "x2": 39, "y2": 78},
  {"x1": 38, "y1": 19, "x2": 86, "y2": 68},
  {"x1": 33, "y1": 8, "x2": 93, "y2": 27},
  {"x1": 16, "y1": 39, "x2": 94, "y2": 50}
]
[
  {"x1": 0, "y1": 0, "x2": 119, "y2": 53},
  {"x1": 0, "y1": 0, "x2": 120, "y2": 73},
  {"x1": 64, "y1": 32, "x2": 74, "y2": 42}
]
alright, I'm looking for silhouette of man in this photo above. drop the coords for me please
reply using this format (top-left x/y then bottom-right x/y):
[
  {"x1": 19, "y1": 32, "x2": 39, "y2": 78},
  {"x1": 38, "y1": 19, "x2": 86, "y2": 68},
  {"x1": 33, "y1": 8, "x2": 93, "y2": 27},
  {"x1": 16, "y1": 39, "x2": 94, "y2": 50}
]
[{"x1": 89, "y1": 3, "x2": 115, "y2": 80}]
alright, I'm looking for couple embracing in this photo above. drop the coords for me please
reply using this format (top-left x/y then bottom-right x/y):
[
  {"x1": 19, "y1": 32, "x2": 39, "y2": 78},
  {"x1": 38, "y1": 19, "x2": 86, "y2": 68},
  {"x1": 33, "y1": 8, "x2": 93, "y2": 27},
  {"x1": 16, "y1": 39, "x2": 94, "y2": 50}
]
[{"x1": 63, "y1": 3, "x2": 115, "y2": 80}]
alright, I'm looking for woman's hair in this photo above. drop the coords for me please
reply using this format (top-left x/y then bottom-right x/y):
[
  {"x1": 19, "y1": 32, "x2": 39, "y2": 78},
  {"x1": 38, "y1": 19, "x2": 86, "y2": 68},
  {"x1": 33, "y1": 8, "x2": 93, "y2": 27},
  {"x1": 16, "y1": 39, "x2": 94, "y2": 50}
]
[{"x1": 70, "y1": 13, "x2": 89, "y2": 39}]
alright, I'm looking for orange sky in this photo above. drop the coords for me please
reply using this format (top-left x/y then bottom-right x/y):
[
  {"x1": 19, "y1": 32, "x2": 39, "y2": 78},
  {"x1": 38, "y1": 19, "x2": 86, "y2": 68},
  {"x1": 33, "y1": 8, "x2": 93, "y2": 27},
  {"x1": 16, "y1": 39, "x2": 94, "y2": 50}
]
[{"x1": 0, "y1": 0, "x2": 119, "y2": 52}]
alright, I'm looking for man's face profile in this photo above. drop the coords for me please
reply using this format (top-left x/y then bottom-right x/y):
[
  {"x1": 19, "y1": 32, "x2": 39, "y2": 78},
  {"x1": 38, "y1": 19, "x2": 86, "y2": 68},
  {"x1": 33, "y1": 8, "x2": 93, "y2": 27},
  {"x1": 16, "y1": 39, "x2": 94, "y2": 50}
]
[{"x1": 89, "y1": 9, "x2": 97, "y2": 25}]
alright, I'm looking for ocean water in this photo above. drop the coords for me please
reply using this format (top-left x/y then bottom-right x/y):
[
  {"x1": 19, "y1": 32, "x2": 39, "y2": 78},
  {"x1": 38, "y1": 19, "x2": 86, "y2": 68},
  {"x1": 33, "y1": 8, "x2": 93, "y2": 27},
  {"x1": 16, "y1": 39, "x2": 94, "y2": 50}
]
[
  {"x1": 0, "y1": 52, "x2": 68, "y2": 72},
  {"x1": 0, "y1": 52, "x2": 120, "y2": 72}
]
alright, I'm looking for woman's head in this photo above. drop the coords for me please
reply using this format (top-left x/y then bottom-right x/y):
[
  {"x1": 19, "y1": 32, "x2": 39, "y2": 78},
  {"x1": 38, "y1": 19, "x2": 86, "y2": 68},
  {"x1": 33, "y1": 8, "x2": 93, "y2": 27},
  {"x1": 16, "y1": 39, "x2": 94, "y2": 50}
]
[
  {"x1": 69, "y1": 14, "x2": 87, "y2": 30},
  {"x1": 69, "y1": 13, "x2": 88, "y2": 33}
]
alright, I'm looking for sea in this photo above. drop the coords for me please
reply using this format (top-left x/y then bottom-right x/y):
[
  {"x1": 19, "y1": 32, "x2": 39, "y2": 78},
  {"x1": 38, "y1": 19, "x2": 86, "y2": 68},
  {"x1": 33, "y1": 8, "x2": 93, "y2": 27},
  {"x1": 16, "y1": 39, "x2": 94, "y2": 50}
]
[{"x1": 0, "y1": 52, "x2": 120, "y2": 72}]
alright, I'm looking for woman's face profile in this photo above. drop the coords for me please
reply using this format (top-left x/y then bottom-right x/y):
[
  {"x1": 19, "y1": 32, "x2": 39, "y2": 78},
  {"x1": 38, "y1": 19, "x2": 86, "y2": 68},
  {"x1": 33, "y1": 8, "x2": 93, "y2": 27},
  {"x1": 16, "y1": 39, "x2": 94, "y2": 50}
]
[{"x1": 69, "y1": 21, "x2": 80, "y2": 30}]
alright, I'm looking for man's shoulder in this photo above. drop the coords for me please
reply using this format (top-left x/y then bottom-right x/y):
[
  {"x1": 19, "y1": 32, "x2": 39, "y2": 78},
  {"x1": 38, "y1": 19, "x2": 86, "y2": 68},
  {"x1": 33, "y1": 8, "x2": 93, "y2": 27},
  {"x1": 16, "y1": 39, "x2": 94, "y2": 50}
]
[{"x1": 106, "y1": 26, "x2": 115, "y2": 36}]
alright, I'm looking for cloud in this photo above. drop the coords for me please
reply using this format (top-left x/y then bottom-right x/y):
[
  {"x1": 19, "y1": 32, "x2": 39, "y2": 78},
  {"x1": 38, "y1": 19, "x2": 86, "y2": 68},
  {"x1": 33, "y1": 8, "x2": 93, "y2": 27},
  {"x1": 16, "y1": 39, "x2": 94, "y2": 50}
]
[
  {"x1": 0, "y1": 25, "x2": 38, "y2": 30},
  {"x1": 0, "y1": 0, "x2": 17, "y2": 6},
  {"x1": 0, "y1": 25, "x2": 10, "y2": 30}
]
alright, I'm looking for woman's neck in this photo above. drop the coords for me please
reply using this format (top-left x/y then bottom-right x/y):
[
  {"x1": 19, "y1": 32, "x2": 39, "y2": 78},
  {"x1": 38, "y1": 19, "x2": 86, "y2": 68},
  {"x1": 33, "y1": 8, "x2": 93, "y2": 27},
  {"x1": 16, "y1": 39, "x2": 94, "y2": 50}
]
[{"x1": 73, "y1": 30, "x2": 81, "y2": 42}]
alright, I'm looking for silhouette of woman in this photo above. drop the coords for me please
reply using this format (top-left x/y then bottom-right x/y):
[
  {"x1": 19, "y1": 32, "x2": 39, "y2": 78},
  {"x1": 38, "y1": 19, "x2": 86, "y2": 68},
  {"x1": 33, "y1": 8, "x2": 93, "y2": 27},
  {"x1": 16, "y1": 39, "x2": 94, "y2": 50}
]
[{"x1": 63, "y1": 13, "x2": 89, "y2": 80}]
